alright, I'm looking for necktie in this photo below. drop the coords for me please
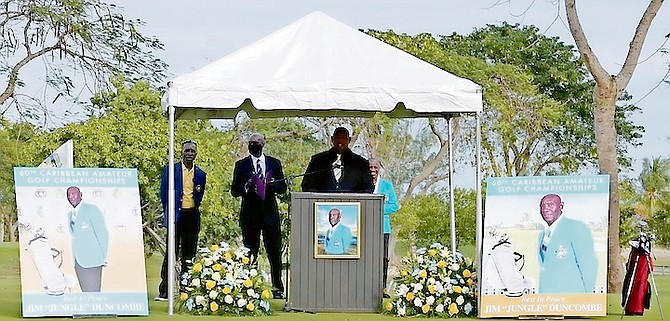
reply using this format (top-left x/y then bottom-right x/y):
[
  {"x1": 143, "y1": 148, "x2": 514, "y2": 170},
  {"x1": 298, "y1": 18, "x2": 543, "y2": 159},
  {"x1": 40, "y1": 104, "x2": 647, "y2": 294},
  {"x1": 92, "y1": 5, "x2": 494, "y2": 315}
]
[
  {"x1": 256, "y1": 159, "x2": 264, "y2": 182},
  {"x1": 540, "y1": 229, "x2": 550, "y2": 261},
  {"x1": 333, "y1": 154, "x2": 342, "y2": 182}
]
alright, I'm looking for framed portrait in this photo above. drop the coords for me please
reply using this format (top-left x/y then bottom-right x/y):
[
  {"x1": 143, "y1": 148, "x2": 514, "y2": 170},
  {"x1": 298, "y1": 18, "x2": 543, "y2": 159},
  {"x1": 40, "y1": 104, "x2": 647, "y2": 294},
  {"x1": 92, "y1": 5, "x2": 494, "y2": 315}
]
[{"x1": 314, "y1": 202, "x2": 361, "y2": 259}]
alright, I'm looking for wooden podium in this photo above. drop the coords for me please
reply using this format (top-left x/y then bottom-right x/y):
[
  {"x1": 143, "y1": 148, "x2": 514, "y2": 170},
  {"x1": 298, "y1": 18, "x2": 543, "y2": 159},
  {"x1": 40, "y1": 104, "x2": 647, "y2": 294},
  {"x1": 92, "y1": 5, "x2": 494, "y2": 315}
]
[{"x1": 287, "y1": 192, "x2": 384, "y2": 312}]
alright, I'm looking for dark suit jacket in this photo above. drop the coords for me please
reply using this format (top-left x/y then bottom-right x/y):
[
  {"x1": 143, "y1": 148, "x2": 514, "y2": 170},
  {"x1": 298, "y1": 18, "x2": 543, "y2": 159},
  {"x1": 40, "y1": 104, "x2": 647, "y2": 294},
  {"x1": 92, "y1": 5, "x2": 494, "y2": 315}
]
[
  {"x1": 301, "y1": 148, "x2": 374, "y2": 193},
  {"x1": 231, "y1": 155, "x2": 287, "y2": 226},
  {"x1": 160, "y1": 162, "x2": 207, "y2": 228}
]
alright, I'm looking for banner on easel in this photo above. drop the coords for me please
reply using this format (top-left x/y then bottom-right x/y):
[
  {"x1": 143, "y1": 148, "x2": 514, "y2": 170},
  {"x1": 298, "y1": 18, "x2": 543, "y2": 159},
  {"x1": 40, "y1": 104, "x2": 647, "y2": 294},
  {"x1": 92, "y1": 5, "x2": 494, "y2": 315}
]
[
  {"x1": 479, "y1": 175, "x2": 609, "y2": 318},
  {"x1": 14, "y1": 167, "x2": 148, "y2": 317}
]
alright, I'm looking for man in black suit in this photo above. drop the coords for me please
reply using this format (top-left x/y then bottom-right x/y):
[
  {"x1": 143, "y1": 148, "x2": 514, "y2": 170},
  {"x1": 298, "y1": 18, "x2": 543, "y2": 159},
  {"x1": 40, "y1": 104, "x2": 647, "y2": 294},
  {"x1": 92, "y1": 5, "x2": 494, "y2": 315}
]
[
  {"x1": 231, "y1": 133, "x2": 287, "y2": 299},
  {"x1": 301, "y1": 127, "x2": 374, "y2": 193}
]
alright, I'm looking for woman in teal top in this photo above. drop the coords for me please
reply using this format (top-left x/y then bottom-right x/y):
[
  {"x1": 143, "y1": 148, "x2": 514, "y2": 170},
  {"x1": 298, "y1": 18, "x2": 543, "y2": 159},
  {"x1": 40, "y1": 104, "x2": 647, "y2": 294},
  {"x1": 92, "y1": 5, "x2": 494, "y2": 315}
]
[{"x1": 369, "y1": 158, "x2": 399, "y2": 298}]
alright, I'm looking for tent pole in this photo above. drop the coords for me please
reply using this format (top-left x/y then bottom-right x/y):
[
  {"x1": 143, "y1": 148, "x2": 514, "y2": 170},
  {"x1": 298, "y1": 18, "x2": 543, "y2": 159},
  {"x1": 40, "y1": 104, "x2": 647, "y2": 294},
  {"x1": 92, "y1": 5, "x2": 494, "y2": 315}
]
[
  {"x1": 475, "y1": 112, "x2": 483, "y2": 313},
  {"x1": 167, "y1": 104, "x2": 176, "y2": 315},
  {"x1": 448, "y1": 116, "x2": 456, "y2": 257}
]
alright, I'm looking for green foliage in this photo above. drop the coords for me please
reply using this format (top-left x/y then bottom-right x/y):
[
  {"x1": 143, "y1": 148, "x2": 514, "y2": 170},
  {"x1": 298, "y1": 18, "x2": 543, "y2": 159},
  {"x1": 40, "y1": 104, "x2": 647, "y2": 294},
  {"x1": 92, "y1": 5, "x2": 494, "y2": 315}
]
[
  {"x1": 392, "y1": 189, "x2": 476, "y2": 250},
  {"x1": 366, "y1": 25, "x2": 643, "y2": 176},
  {"x1": 0, "y1": 119, "x2": 39, "y2": 240}
]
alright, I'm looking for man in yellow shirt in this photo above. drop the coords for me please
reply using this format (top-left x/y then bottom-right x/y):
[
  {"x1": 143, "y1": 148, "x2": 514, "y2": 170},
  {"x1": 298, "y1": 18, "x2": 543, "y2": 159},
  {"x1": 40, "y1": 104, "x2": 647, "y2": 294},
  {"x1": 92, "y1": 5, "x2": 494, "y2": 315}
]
[{"x1": 156, "y1": 140, "x2": 207, "y2": 301}]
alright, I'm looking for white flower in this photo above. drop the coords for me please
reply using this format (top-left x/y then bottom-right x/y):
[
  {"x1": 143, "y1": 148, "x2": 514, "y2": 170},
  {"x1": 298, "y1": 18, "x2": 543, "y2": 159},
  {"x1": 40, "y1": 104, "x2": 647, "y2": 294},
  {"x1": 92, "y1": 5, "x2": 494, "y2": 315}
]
[
  {"x1": 412, "y1": 283, "x2": 423, "y2": 292},
  {"x1": 462, "y1": 286, "x2": 469, "y2": 294},
  {"x1": 192, "y1": 278, "x2": 201, "y2": 287},
  {"x1": 209, "y1": 290, "x2": 218, "y2": 299},
  {"x1": 434, "y1": 282, "x2": 445, "y2": 294},
  {"x1": 435, "y1": 304, "x2": 444, "y2": 313},
  {"x1": 456, "y1": 295, "x2": 464, "y2": 305},
  {"x1": 427, "y1": 277, "x2": 436, "y2": 284},
  {"x1": 225, "y1": 272, "x2": 235, "y2": 281},
  {"x1": 247, "y1": 289, "x2": 256, "y2": 297},
  {"x1": 195, "y1": 295, "x2": 205, "y2": 305},
  {"x1": 440, "y1": 249, "x2": 450, "y2": 258},
  {"x1": 397, "y1": 284, "x2": 409, "y2": 296},
  {"x1": 224, "y1": 295, "x2": 233, "y2": 304},
  {"x1": 237, "y1": 298, "x2": 247, "y2": 307},
  {"x1": 449, "y1": 263, "x2": 460, "y2": 271},
  {"x1": 426, "y1": 296, "x2": 435, "y2": 305},
  {"x1": 397, "y1": 306, "x2": 406, "y2": 316},
  {"x1": 250, "y1": 269, "x2": 258, "y2": 277},
  {"x1": 417, "y1": 255, "x2": 424, "y2": 264},
  {"x1": 413, "y1": 297, "x2": 422, "y2": 307},
  {"x1": 212, "y1": 272, "x2": 221, "y2": 281}
]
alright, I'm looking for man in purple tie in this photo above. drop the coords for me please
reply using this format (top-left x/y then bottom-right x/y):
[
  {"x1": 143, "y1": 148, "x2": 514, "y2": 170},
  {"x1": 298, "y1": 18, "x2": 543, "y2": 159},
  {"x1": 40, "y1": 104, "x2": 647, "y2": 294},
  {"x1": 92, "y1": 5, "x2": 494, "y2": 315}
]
[{"x1": 231, "y1": 133, "x2": 288, "y2": 299}]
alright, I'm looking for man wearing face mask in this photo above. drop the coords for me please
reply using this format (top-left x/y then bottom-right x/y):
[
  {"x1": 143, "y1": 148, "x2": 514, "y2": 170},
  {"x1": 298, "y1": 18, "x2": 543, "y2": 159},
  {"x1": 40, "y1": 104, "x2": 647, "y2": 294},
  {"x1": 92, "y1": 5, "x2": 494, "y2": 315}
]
[
  {"x1": 231, "y1": 133, "x2": 288, "y2": 299},
  {"x1": 301, "y1": 126, "x2": 373, "y2": 193}
]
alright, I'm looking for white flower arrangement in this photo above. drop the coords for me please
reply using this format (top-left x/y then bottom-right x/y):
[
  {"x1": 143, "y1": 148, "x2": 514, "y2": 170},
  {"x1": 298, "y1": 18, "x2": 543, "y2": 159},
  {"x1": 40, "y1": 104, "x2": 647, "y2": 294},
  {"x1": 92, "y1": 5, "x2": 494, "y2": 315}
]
[
  {"x1": 178, "y1": 242, "x2": 274, "y2": 316},
  {"x1": 385, "y1": 243, "x2": 477, "y2": 318}
]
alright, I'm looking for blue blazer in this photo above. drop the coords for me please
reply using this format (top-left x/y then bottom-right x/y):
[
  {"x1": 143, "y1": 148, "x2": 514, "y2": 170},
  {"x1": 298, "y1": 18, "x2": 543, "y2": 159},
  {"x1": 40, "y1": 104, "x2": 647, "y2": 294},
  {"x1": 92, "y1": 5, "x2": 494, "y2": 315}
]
[
  {"x1": 68, "y1": 202, "x2": 109, "y2": 268},
  {"x1": 377, "y1": 178, "x2": 399, "y2": 234},
  {"x1": 324, "y1": 224, "x2": 353, "y2": 254},
  {"x1": 537, "y1": 216, "x2": 597, "y2": 293},
  {"x1": 160, "y1": 162, "x2": 207, "y2": 228}
]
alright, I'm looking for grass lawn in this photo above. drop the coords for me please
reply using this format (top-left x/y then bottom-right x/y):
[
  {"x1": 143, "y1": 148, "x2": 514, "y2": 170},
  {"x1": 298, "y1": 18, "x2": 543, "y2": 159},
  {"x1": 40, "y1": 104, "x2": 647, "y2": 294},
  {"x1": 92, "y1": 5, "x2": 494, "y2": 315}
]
[{"x1": 1, "y1": 242, "x2": 669, "y2": 320}]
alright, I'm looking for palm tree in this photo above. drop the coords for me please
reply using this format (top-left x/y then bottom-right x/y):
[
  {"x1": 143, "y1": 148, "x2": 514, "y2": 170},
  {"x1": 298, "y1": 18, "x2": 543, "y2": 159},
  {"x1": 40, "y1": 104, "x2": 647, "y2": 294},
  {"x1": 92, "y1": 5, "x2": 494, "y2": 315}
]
[{"x1": 637, "y1": 157, "x2": 670, "y2": 219}]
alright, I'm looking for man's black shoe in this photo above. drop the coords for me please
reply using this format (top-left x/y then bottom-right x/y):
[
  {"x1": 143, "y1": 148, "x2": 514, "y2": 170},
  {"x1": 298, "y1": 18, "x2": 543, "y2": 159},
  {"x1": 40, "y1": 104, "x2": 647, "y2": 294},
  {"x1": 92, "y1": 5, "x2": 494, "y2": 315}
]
[
  {"x1": 154, "y1": 293, "x2": 168, "y2": 301},
  {"x1": 273, "y1": 290, "x2": 285, "y2": 299}
]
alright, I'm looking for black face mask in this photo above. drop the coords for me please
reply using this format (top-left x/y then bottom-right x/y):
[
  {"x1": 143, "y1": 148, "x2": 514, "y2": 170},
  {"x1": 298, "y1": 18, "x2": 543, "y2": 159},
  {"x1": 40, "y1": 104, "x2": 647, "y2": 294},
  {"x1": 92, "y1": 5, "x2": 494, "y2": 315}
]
[{"x1": 248, "y1": 143, "x2": 263, "y2": 157}]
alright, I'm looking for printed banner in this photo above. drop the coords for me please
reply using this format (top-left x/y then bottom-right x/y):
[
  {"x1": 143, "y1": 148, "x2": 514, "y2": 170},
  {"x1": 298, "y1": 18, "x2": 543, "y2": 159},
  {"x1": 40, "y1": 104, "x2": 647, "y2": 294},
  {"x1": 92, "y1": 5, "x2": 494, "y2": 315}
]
[
  {"x1": 14, "y1": 167, "x2": 148, "y2": 317},
  {"x1": 479, "y1": 175, "x2": 610, "y2": 318}
]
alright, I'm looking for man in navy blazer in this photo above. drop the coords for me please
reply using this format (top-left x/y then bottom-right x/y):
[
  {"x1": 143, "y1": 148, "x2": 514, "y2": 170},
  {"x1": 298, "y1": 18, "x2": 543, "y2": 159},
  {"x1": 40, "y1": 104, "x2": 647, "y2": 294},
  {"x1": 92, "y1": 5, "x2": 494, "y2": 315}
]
[
  {"x1": 231, "y1": 133, "x2": 287, "y2": 299},
  {"x1": 156, "y1": 140, "x2": 206, "y2": 301},
  {"x1": 301, "y1": 127, "x2": 374, "y2": 193},
  {"x1": 537, "y1": 193, "x2": 597, "y2": 293}
]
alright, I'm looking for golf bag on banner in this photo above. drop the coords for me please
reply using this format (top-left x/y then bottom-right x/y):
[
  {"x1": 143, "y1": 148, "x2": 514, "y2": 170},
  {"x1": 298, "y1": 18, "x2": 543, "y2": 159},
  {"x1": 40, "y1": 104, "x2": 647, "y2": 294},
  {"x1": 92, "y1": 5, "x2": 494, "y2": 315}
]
[
  {"x1": 483, "y1": 231, "x2": 533, "y2": 297},
  {"x1": 21, "y1": 222, "x2": 76, "y2": 296},
  {"x1": 622, "y1": 232, "x2": 653, "y2": 315}
]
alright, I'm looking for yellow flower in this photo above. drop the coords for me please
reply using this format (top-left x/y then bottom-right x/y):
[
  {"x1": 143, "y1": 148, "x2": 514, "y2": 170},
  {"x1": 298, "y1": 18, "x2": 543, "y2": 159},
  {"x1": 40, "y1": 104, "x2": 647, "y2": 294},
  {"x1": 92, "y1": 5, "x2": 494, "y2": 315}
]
[
  {"x1": 222, "y1": 287, "x2": 232, "y2": 294},
  {"x1": 206, "y1": 280, "x2": 216, "y2": 290},
  {"x1": 223, "y1": 253, "x2": 232, "y2": 261},
  {"x1": 210, "y1": 244, "x2": 219, "y2": 252},
  {"x1": 427, "y1": 249, "x2": 437, "y2": 256},
  {"x1": 246, "y1": 303, "x2": 255, "y2": 311},
  {"x1": 385, "y1": 302, "x2": 394, "y2": 311},
  {"x1": 192, "y1": 263, "x2": 202, "y2": 273},
  {"x1": 422, "y1": 304, "x2": 431, "y2": 313},
  {"x1": 462, "y1": 269, "x2": 471, "y2": 278},
  {"x1": 212, "y1": 263, "x2": 223, "y2": 271},
  {"x1": 419, "y1": 269, "x2": 427, "y2": 279},
  {"x1": 262, "y1": 289, "x2": 271, "y2": 300},
  {"x1": 243, "y1": 279, "x2": 253, "y2": 288},
  {"x1": 428, "y1": 285, "x2": 436, "y2": 294},
  {"x1": 400, "y1": 269, "x2": 408, "y2": 277},
  {"x1": 180, "y1": 292, "x2": 188, "y2": 301},
  {"x1": 437, "y1": 260, "x2": 447, "y2": 269},
  {"x1": 453, "y1": 286, "x2": 462, "y2": 293},
  {"x1": 406, "y1": 292, "x2": 415, "y2": 301},
  {"x1": 210, "y1": 301, "x2": 219, "y2": 312},
  {"x1": 467, "y1": 278, "x2": 474, "y2": 287},
  {"x1": 448, "y1": 303, "x2": 459, "y2": 316},
  {"x1": 242, "y1": 257, "x2": 250, "y2": 264}
]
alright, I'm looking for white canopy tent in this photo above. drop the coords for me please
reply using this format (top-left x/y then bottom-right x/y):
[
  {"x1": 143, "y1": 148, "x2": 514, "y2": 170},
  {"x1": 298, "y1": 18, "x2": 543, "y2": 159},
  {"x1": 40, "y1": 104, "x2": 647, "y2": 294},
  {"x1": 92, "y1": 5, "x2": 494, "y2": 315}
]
[{"x1": 162, "y1": 11, "x2": 483, "y2": 314}]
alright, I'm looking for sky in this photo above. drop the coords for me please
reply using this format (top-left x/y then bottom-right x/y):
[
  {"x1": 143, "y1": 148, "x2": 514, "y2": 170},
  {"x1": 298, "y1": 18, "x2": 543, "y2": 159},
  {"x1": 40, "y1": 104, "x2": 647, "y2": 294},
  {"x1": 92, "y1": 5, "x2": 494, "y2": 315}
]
[{"x1": 114, "y1": 0, "x2": 669, "y2": 181}]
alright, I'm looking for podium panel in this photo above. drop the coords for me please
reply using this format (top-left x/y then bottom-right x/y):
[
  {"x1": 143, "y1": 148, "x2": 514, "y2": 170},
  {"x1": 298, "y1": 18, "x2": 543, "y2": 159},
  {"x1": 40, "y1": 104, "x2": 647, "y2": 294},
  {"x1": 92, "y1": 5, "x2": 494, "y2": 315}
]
[{"x1": 288, "y1": 192, "x2": 384, "y2": 312}]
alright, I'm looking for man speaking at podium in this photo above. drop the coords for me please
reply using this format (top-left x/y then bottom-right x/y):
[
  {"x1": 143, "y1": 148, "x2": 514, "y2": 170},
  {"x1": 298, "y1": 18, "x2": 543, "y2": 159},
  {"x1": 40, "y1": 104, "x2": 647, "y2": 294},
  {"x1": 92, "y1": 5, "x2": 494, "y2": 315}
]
[{"x1": 301, "y1": 127, "x2": 374, "y2": 193}]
